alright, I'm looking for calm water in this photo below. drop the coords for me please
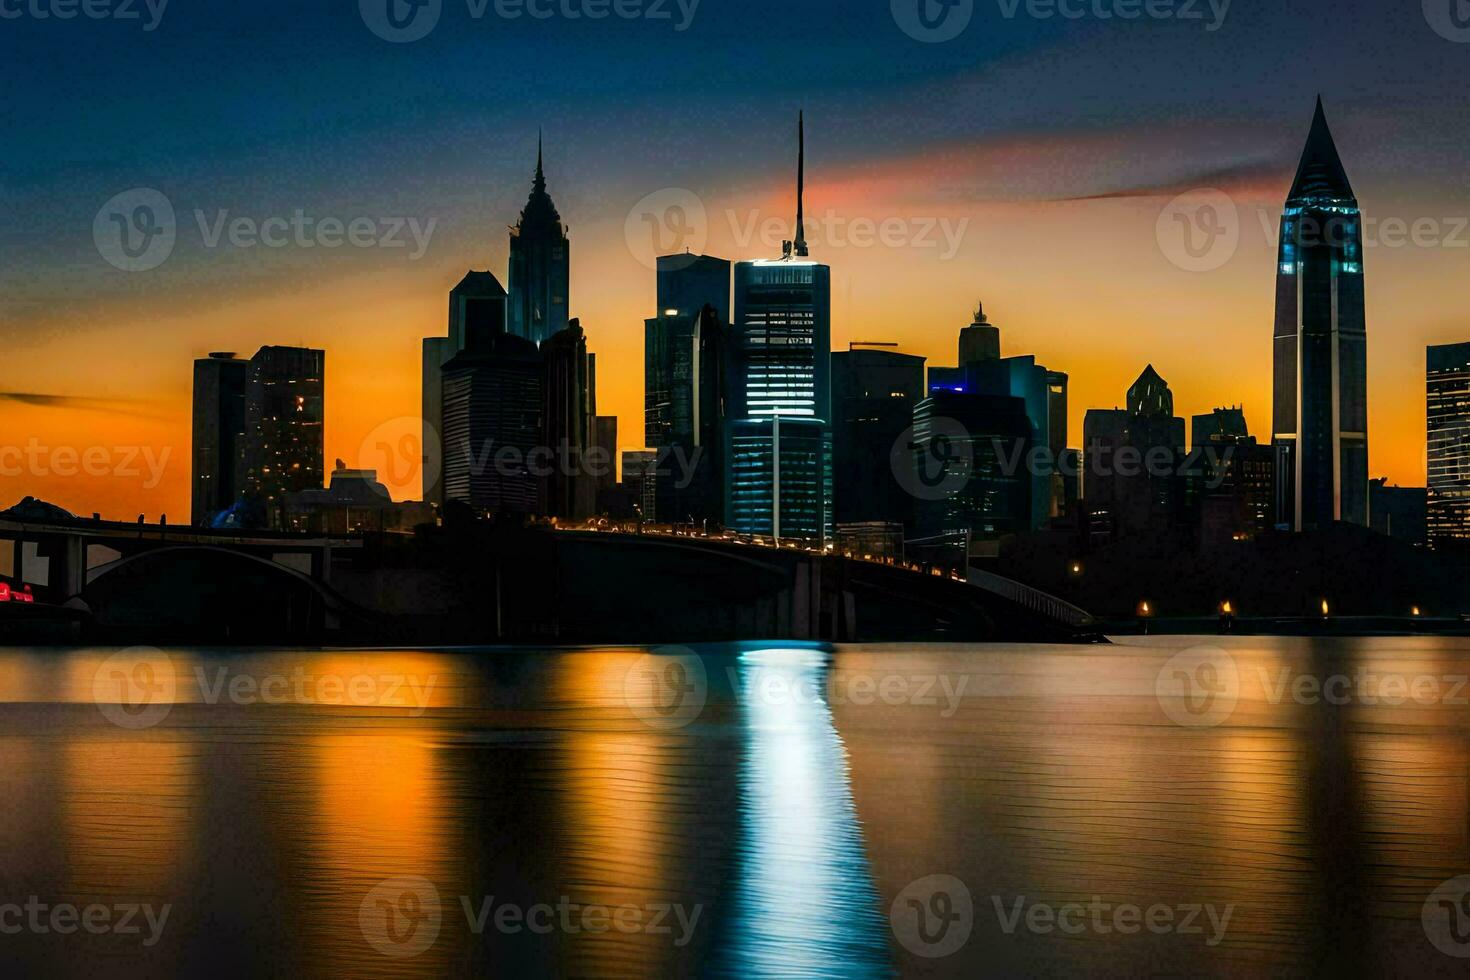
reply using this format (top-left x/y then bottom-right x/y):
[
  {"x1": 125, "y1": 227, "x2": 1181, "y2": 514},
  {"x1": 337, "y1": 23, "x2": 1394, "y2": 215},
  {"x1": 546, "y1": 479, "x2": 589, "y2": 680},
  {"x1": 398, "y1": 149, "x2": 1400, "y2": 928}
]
[{"x1": 2, "y1": 637, "x2": 1470, "y2": 977}]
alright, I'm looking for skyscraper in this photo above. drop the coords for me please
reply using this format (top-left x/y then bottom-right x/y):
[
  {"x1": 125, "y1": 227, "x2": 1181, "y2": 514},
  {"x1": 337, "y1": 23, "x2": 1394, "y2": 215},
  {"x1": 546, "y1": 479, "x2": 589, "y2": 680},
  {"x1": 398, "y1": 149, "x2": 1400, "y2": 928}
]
[
  {"x1": 912, "y1": 391, "x2": 1033, "y2": 542},
  {"x1": 831, "y1": 345, "x2": 926, "y2": 527},
  {"x1": 1272, "y1": 98, "x2": 1368, "y2": 531},
  {"x1": 1083, "y1": 365, "x2": 1186, "y2": 540},
  {"x1": 507, "y1": 135, "x2": 570, "y2": 345},
  {"x1": 657, "y1": 252, "x2": 731, "y2": 327},
  {"x1": 191, "y1": 352, "x2": 247, "y2": 526},
  {"x1": 726, "y1": 113, "x2": 833, "y2": 543},
  {"x1": 1428, "y1": 341, "x2": 1470, "y2": 549},
  {"x1": 240, "y1": 346, "x2": 325, "y2": 527},
  {"x1": 440, "y1": 327, "x2": 544, "y2": 515},
  {"x1": 423, "y1": 271, "x2": 510, "y2": 506},
  {"x1": 543, "y1": 318, "x2": 597, "y2": 519}
]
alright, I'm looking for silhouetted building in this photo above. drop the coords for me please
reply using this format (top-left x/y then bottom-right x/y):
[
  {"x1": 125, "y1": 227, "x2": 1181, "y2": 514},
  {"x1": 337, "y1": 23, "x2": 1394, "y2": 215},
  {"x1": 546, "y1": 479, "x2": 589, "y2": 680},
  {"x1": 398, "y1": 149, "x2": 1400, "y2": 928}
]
[
  {"x1": 1083, "y1": 365, "x2": 1186, "y2": 540},
  {"x1": 1428, "y1": 342, "x2": 1470, "y2": 549},
  {"x1": 284, "y1": 460, "x2": 435, "y2": 534},
  {"x1": 593, "y1": 415, "x2": 618, "y2": 494},
  {"x1": 657, "y1": 252, "x2": 731, "y2": 327},
  {"x1": 240, "y1": 346, "x2": 325, "y2": 528},
  {"x1": 912, "y1": 392, "x2": 1033, "y2": 542},
  {"x1": 1369, "y1": 478, "x2": 1428, "y2": 548},
  {"x1": 1192, "y1": 406, "x2": 1249, "y2": 449},
  {"x1": 727, "y1": 114, "x2": 832, "y2": 543},
  {"x1": 831, "y1": 346, "x2": 926, "y2": 528},
  {"x1": 191, "y1": 352, "x2": 247, "y2": 525},
  {"x1": 1272, "y1": 98, "x2": 1368, "y2": 531},
  {"x1": 440, "y1": 326, "x2": 544, "y2": 515},
  {"x1": 508, "y1": 136, "x2": 570, "y2": 344},
  {"x1": 622, "y1": 450, "x2": 658, "y2": 519},
  {"x1": 423, "y1": 271, "x2": 511, "y2": 506},
  {"x1": 646, "y1": 300, "x2": 730, "y2": 525},
  {"x1": 542, "y1": 318, "x2": 597, "y2": 519},
  {"x1": 927, "y1": 306, "x2": 1059, "y2": 529}
]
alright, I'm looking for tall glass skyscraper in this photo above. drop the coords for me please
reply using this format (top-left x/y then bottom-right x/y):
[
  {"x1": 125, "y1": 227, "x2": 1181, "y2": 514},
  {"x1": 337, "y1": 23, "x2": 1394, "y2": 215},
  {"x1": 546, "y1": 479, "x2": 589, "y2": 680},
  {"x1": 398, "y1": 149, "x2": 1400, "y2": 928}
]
[
  {"x1": 726, "y1": 113, "x2": 832, "y2": 543},
  {"x1": 1272, "y1": 98, "x2": 1368, "y2": 531},
  {"x1": 1428, "y1": 342, "x2": 1470, "y2": 549}
]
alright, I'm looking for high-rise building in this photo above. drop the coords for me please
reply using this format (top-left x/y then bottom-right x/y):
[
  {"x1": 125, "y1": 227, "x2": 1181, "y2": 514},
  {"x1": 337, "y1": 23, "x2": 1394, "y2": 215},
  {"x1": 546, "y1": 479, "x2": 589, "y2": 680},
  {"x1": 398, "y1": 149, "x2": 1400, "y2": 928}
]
[
  {"x1": 657, "y1": 252, "x2": 731, "y2": 327},
  {"x1": 239, "y1": 346, "x2": 325, "y2": 527},
  {"x1": 593, "y1": 415, "x2": 619, "y2": 495},
  {"x1": 831, "y1": 345, "x2": 926, "y2": 528},
  {"x1": 1190, "y1": 408, "x2": 1274, "y2": 544},
  {"x1": 1083, "y1": 365, "x2": 1186, "y2": 540},
  {"x1": 621, "y1": 450, "x2": 658, "y2": 519},
  {"x1": 926, "y1": 306, "x2": 1060, "y2": 529},
  {"x1": 1192, "y1": 406, "x2": 1249, "y2": 450},
  {"x1": 726, "y1": 113, "x2": 833, "y2": 543},
  {"x1": 423, "y1": 271, "x2": 510, "y2": 506},
  {"x1": 191, "y1": 352, "x2": 248, "y2": 526},
  {"x1": 1428, "y1": 341, "x2": 1470, "y2": 549},
  {"x1": 507, "y1": 136, "x2": 570, "y2": 345},
  {"x1": 1272, "y1": 98, "x2": 1368, "y2": 531},
  {"x1": 440, "y1": 328, "x2": 544, "y2": 515},
  {"x1": 912, "y1": 392, "x2": 1034, "y2": 542},
  {"x1": 543, "y1": 318, "x2": 597, "y2": 520},
  {"x1": 645, "y1": 300, "x2": 731, "y2": 525}
]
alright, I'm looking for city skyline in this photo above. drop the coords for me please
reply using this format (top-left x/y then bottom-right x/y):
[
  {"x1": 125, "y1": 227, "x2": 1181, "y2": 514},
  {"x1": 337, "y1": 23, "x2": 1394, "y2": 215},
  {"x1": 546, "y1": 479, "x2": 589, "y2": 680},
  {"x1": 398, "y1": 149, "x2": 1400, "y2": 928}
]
[{"x1": 7, "y1": 4, "x2": 1470, "y2": 517}]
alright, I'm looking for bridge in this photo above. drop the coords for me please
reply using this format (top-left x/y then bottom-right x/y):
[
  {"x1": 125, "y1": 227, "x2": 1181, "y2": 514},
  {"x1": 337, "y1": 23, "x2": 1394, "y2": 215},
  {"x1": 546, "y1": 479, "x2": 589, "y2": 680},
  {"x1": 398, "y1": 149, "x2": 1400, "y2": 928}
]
[{"x1": 0, "y1": 517, "x2": 1100, "y2": 645}]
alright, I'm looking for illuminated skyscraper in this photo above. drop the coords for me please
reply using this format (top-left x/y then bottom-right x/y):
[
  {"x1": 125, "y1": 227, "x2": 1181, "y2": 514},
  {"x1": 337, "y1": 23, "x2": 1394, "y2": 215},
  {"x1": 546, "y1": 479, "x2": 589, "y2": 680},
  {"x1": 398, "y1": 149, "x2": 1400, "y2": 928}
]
[
  {"x1": 240, "y1": 346, "x2": 325, "y2": 528},
  {"x1": 1428, "y1": 341, "x2": 1470, "y2": 549},
  {"x1": 1272, "y1": 98, "x2": 1368, "y2": 530},
  {"x1": 507, "y1": 135, "x2": 570, "y2": 344},
  {"x1": 726, "y1": 113, "x2": 833, "y2": 543}
]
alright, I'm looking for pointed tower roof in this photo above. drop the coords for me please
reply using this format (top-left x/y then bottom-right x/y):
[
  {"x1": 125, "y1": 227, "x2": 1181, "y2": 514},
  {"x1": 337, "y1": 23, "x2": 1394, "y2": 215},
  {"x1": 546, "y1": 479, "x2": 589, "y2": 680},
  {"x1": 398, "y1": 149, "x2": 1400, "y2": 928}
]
[
  {"x1": 514, "y1": 132, "x2": 564, "y2": 237},
  {"x1": 1287, "y1": 96, "x2": 1355, "y2": 205},
  {"x1": 1128, "y1": 364, "x2": 1174, "y2": 418}
]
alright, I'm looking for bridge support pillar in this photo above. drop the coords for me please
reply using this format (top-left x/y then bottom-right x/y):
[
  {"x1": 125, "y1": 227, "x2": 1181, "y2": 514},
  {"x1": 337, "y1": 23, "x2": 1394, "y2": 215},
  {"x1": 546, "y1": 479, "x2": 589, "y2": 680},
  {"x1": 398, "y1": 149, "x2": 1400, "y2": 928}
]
[{"x1": 64, "y1": 535, "x2": 85, "y2": 600}]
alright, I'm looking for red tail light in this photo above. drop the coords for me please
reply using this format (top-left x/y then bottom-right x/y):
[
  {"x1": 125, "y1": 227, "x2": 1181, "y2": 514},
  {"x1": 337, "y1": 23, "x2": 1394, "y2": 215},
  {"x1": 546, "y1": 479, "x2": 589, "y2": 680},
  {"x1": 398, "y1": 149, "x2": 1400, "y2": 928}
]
[
  {"x1": 0, "y1": 583, "x2": 9, "y2": 602},
  {"x1": 19, "y1": 586, "x2": 34, "y2": 604}
]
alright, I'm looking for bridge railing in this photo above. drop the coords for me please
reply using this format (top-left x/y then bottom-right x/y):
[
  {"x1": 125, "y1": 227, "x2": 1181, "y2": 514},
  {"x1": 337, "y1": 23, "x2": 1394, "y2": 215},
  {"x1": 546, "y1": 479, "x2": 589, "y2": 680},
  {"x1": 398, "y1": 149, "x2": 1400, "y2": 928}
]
[{"x1": 965, "y1": 567, "x2": 1096, "y2": 629}]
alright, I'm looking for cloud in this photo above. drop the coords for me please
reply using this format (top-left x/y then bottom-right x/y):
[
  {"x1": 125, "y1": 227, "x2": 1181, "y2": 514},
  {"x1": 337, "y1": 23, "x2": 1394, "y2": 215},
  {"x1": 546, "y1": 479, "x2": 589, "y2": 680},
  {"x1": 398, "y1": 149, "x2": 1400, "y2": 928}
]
[{"x1": 0, "y1": 392, "x2": 163, "y2": 419}]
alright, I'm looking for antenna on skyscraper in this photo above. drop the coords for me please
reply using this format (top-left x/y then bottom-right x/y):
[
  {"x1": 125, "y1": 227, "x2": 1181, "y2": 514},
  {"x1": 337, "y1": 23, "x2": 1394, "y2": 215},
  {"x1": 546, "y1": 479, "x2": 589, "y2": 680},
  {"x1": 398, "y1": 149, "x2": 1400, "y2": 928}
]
[{"x1": 794, "y1": 111, "x2": 808, "y2": 258}]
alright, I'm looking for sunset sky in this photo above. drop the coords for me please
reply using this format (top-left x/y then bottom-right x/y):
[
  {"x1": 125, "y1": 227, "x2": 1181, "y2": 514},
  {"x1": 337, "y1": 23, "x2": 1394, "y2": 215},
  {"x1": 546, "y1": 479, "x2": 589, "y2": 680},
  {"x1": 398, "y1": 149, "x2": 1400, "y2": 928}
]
[{"x1": 3, "y1": 0, "x2": 1469, "y2": 518}]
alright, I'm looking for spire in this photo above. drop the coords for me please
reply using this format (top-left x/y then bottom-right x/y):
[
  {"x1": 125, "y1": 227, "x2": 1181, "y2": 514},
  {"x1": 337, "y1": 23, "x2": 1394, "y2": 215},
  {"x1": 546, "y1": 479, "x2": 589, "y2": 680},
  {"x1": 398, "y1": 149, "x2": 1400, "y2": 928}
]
[
  {"x1": 794, "y1": 111, "x2": 808, "y2": 258},
  {"x1": 1287, "y1": 96, "x2": 1355, "y2": 204},
  {"x1": 515, "y1": 131, "x2": 563, "y2": 236},
  {"x1": 534, "y1": 129, "x2": 546, "y2": 193}
]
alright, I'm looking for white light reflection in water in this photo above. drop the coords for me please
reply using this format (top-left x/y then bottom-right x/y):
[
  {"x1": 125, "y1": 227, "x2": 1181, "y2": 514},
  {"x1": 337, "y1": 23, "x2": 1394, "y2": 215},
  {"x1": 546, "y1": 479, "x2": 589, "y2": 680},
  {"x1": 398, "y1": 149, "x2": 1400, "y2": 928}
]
[{"x1": 712, "y1": 646, "x2": 892, "y2": 978}]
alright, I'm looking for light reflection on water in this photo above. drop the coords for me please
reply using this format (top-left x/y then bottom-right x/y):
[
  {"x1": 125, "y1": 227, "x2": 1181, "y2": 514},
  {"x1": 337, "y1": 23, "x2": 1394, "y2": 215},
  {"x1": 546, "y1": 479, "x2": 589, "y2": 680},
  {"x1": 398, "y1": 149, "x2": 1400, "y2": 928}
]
[{"x1": 0, "y1": 638, "x2": 1466, "y2": 976}]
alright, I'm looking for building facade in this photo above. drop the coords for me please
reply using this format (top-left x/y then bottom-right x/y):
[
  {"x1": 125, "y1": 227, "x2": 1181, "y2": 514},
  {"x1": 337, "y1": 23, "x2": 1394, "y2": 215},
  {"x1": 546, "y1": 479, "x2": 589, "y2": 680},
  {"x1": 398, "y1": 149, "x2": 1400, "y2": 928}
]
[
  {"x1": 1272, "y1": 98, "x2": 1369, "y2": 531},
  {"x1": 1428, "y1": 341, "x2": 1470, "y2": 549},
  {"x1": 831, "y1": 346, "x2": 926, "y2": 528},
  {"x1": 507, "y1": 138, "x2": 570, "y2": 344},
  {"x1": 239, "y1": 346, "x2": 325, "y2": 528},
  {"x1": 191, "y1": 352, "x2": 248, "y2": 526}
]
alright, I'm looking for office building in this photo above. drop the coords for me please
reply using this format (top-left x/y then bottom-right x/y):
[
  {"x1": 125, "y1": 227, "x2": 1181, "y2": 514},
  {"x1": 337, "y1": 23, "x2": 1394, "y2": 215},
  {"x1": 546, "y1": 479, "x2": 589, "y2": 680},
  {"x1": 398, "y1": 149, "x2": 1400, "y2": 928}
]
[
  {"x1": 831, "y1": 345, "x2": 926, "y2": 528},
  {"x1": 726, "y1": 113, "x2": 833, "y2": 543},
  {"x1": 240, "y1": 346, "x2": 325, "y2": 528},
  {"x1": 543, "y1": 318, "x2": 597, "y2": 519},
  {"x1": 911, "y1": 392, "x2": 1034, "y2": 542},
  {"x1": 1083, "y1": 365, "x2": 1186, "y2": 539},
  {"x1": 440, "y1": 326, "x2": 544, "y2": 515},
  {"x1": 1272, "y1": 98, "x2": 1369, "y2": 530},
  {"x1": 191, "y1": 352, "x2": 248, "y2": 525},
  {"x1": 1369, "y1": 478, "x2": 1428, "y2": 548},
  {"x1": 1428, "y1": 341, "x2": 1470, "y2": 548}
]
